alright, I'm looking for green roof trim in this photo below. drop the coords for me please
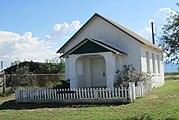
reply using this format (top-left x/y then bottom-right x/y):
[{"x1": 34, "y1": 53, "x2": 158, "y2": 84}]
[
  {"x1": 71, "y1": 40, "x2": 110, "y2": 54},
  {"x1": 60, "y1": 38, "x2": 127, "y2": 58}
]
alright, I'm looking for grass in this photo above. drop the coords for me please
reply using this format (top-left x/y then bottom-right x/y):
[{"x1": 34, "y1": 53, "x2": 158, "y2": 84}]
[
  {"x1": 0, "y1": 76, "x2": 179, "y2": 120},
  {"x1": 0, "y1": 87, "x2": 2, "y2": 94},
  {"x1": 165, "y1": 74, "x2": 179, "y2": 81},
  {"x1": 165, "y1": 72, "x2": 179, "y2": 81}
]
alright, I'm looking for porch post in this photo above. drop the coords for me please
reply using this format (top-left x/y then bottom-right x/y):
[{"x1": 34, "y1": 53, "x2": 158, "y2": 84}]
[
  {"x1": 102, "y1": 52, "x2": 116, "y2": 88},
  {"x1": 69, "y1": 55, "x2": 78, "y2": 88},
  {"x1": 65, "y1": 58, "x2": 70, "y2": 80}
]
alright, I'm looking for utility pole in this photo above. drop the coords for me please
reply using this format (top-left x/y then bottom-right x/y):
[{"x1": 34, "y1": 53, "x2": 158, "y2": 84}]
[{"x1": 151, "y1": 22, "x2": 155, "y2": 45}]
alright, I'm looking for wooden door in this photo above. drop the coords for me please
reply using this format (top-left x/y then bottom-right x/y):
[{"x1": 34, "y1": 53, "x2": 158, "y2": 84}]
[{"x1": 91, "y1": 57, "x2": 106, "y2": 87}]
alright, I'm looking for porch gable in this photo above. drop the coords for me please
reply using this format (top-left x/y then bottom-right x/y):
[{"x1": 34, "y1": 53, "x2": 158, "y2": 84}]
[
  {"x1": 71, "y1": 40, "x2": 109, "y2": 54},
  {"x1": 61, "y1": 38, "x2": 127, "y2": 58}
]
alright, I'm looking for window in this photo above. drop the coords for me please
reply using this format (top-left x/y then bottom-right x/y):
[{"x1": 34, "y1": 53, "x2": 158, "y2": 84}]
[
  {"x1": 146, "y1": 52, "x2": 150, "y2": 73},
  {"x1": 152, "y1": 54, "x2": 156, "y2": 73},
  {"x1": 157, "y1": 55, "x2": 160, "y2": 73}
]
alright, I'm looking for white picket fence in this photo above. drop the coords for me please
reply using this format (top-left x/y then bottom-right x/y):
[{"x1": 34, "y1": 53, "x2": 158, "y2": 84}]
[
  {"x1": 15, "y1": 82, "x2": 151, "y2": 103},
  {"x1": 135, "y1": 82, "x2": 152, "y2": 98},
  {"x1": 15, "y1": 87, "x2": 131, "y2": 103}
]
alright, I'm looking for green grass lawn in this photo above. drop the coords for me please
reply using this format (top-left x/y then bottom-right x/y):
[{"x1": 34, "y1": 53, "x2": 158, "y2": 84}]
[
  {"x1": 165, "y1": 74, "x2": 179, "y2": 81},
  {"x1": 0, "y1": 79, "x2": 179, "y2": 120}
]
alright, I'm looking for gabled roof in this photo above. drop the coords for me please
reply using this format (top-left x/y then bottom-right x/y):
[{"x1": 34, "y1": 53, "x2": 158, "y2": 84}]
[
  {"x1": 57, "y1": 13, "x2": 163, "y2": 53},
  {"x1": 61, "y1": 38, "x2": 127, "y2": 58}
]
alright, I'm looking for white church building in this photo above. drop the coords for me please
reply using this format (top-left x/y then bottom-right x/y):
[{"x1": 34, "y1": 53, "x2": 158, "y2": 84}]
[{"x1": 57, "y1": 13, "x2": 164, "y2": 89}]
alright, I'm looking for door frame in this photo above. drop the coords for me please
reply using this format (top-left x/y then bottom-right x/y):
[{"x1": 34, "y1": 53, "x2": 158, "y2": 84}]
[{"x1": 90, "y1": 56, "x2": 106, "y2": 87}]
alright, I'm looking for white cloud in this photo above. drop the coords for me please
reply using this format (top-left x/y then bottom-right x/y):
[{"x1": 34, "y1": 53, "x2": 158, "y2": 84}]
[
  {"x1": 0, "y1": 31, "x2": 56, "y2": 68},
  {"x1": 156, "y1": 8, "x2": 177, "y2": 24},
  {"x1": 140, "y1": 26, "x2": 152, "y2": 41},
  {"x1": 148, "y1": 19, "x2": 155, "y2": 23},
  {"x1": 46, "y1": 20, "x2": 81, "y2": 41},
  {"x1": 0, "y1": 20, "x2": 82, "y2": 68},
  {"x1": 157, "y1": 8, "x2": 176, "y2": 16},
  {"x1": 140, "y1": 7, "x2": 176, "y2": 43}
]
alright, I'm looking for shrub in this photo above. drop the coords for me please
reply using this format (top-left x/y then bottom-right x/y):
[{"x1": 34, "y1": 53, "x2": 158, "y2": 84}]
[
  {"x1": 11, "y1": 66, "x2": 36, "y2": 89},
  {"x1": 114, "y1": 65, "x2": 152, "y2": 87},
  {"x1": 0, "y1": 87, "x2": 14, "y2": 97},
  {"x1": 53, "y1": 79, "x2": 70, "y2": 89}
]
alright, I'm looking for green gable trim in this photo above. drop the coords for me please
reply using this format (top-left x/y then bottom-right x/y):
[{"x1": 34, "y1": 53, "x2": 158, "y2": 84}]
[{"x1": 71, "y1": 40, "x2": 110, "y2": 54}]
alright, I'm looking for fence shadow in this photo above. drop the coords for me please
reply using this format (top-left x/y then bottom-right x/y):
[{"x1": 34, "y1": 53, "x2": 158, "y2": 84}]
[{"x1": 0, "y1": 99, "x2": 127, "y2": 110}]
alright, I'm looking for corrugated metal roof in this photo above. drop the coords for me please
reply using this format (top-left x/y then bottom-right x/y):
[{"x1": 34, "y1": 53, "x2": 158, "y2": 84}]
[
  {"x1": 98, "y1": 14, "x2": 163, "y2": 51},
  {"x1": 57, "y1": 13, "x2": 163, "y2": 53}
]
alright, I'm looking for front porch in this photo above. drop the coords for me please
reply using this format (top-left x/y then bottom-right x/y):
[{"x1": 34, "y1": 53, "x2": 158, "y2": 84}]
[
  {"x1": 63, "y1": 38, "x2": 127, "y2": 89},
  {"x1": 71, "y1": 52, "x2": 116, "y2": 88}
]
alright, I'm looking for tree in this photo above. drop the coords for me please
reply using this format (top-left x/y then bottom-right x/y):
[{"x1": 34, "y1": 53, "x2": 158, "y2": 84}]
[
  {"x1": 160, "y1": 8, "x2": 179, "y2": 66},
  {"x1": 11, "y1": 66, "x2": 35, "y2": 89},
  {"x1": 36, "y1": 59, "x2": 65, "y2": 74},
  {"x1": 11, "y1": 60, "x2": 21, "y2": 66},
  {"x1": 35, "y1": 59, "x2": 65, "y2": 87}
]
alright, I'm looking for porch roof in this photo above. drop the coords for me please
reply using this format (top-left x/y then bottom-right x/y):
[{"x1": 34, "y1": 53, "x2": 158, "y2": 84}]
[{"x1": 60, "y1": 38, "x2": 127, "y2": 58}]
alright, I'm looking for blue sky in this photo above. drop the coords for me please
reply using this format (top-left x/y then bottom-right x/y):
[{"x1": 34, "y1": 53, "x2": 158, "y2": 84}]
[{"x1": 0, "y1": 0, "x2": 178, "y2": 72}]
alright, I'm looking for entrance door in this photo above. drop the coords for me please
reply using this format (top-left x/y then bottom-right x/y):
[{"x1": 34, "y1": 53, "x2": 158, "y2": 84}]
[{"x1": 91, "y1": 57, "x2": 106, "y2": 87}]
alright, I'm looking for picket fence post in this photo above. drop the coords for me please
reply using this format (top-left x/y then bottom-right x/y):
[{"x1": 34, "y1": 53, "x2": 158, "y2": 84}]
[
  {"x1": 137, "y1": 81, "x2": 144, "y2": 96},
  {"x1": 128, "y1": 82, "x2": 135, "y2": 102}
]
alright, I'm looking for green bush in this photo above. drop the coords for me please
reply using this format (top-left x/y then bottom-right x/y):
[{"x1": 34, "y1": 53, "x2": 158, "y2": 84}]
[
  {"x1": 114, "y1": 65, "x2": 152, "y2": 87},
  {"x1": 53, "y1": 80, "x2": 70, "y2": 89},
  {"x1": 0, "y1": 87, "x2": 14, "y2": 97}
]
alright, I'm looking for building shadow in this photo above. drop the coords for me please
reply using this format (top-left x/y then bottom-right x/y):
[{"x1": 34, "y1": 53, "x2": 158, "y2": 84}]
[{"x1": 0, "y1": 99, "x2": 126, "y2": 110}]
